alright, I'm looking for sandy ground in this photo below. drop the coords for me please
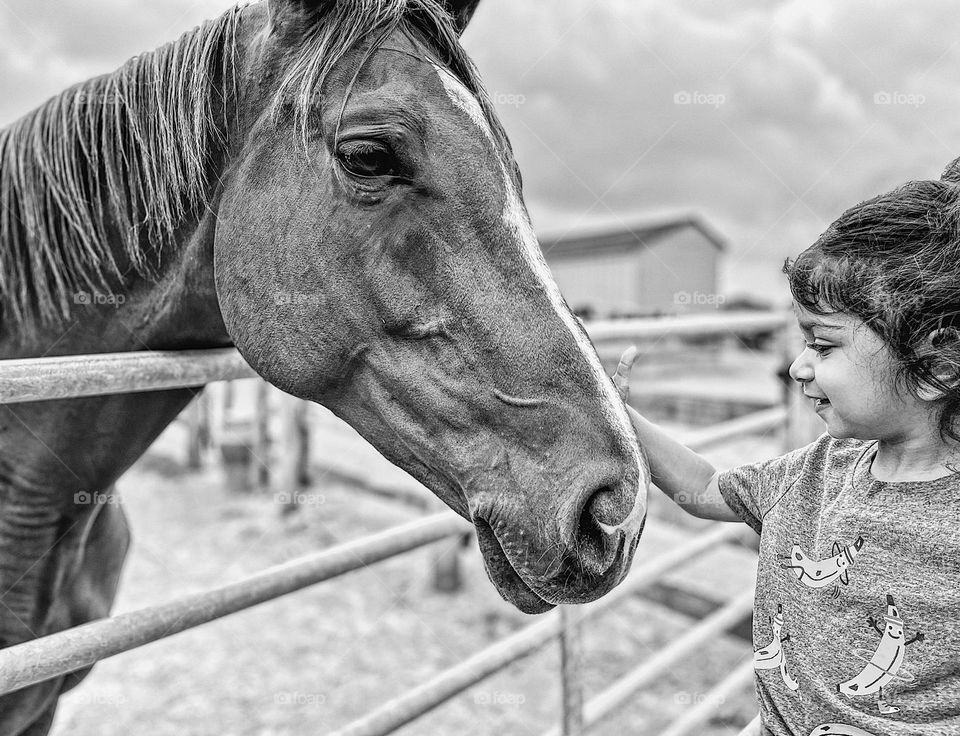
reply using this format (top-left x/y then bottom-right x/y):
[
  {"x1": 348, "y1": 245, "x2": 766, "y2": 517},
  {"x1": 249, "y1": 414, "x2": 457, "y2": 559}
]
[{"x1": 46, "y1": 369, "x2": 786, "y2": 735}]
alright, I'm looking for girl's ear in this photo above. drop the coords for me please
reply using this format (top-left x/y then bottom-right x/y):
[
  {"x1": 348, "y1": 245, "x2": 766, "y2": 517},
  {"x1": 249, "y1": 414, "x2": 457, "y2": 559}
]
[{"x1": 916, "y1": 328, "x2": 960, "y2": 401}]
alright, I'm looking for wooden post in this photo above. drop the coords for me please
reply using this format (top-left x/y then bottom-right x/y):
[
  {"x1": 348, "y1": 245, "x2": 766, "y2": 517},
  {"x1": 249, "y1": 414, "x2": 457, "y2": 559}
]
[
  {"x1": 249, "y1": 379, "x2": 270, "y2": 492},
  {"x1": 275, "y1": 392, "x2": 306, "y2": 515},
  {"x1": 427, "y1": 494, "x2": 464, "y2": 593},
  {"x1": 185, "y1": 390, "x2": 209, "y2": 470},
  {"x1": 559, "y1": 606, "x2": 584, "y2": 736},
  {"x1": 295, "y1": 399, "x2": 311, "y2": 487}
]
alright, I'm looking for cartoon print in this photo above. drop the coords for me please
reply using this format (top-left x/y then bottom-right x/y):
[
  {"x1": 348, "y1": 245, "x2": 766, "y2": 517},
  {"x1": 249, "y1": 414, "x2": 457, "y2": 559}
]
[
  {"x1": 754, "y1": 604, "x2": 800, "y2": 692},
  {"x1": 780, "y1": 537, "x2": 864, "y2": 597},
  {"x1": 837, "y1": 594, "x2": 924, "y2": 715},
  {"x1": 808, "y1": 725, "x2": 878, "y2": 736}
]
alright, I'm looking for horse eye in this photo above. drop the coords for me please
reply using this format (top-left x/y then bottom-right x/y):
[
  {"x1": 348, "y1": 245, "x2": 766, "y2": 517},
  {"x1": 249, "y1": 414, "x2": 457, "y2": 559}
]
[{"x1": 336, "y1": 140, "x2": 398, "y2": 178}]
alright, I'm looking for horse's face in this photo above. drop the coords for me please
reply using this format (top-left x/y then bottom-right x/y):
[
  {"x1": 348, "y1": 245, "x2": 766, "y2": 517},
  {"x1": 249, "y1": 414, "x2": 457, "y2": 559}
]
[{"x1": 215, "y1": 0, "x2": 647, "y2": 613}]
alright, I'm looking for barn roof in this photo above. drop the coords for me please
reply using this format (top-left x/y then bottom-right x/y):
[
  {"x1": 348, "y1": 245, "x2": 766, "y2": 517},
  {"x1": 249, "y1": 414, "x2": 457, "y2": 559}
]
[{"x1": 537, "y1": 211, "x2": 727, "y2": 260}]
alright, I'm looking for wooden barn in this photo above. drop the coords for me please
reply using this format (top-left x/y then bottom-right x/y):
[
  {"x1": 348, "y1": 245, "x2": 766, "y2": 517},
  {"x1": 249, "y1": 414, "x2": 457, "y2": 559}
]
[{"x1": 538, "y1": 212, "x2": 727, "y2": 319}]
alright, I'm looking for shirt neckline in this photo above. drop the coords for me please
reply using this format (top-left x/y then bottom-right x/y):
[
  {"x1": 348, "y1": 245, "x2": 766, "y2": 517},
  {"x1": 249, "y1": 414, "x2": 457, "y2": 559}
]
[{"x1": 852, "y1": 440, "x2": 960, "y2": 494}]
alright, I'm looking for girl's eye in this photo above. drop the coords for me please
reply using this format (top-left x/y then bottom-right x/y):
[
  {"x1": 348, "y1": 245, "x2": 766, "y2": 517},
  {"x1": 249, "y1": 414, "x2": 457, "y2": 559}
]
[
  {"x1": 336, "y1": 139, "x2": 398, "y2": 178},
  {"x1": 806, "y1": 342, "x2": 833, "y2": 356}
]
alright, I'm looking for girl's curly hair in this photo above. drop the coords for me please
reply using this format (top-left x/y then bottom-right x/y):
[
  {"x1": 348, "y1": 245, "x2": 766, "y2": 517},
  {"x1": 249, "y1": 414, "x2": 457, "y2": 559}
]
[{"x1": 783, "y1": 176, "x2": 960, "y2": 441}]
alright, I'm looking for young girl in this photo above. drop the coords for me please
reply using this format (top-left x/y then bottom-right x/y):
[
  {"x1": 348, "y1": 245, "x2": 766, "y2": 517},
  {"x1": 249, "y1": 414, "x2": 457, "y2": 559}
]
[{"x1": 614, "y1": 179, "x2": 960, "y2": 735}]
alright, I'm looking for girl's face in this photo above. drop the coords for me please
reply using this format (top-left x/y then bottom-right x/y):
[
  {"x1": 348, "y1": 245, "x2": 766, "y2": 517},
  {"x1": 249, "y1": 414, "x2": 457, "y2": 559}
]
[{"x1": 788, "y1": 306, "x2": 934, "y2": 441}]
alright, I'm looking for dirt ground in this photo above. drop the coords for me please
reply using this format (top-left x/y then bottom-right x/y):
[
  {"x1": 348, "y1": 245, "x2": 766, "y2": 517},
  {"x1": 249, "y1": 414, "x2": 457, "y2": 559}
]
[{"x1": 48, "y1": 397, "x2": 775, "y2": 736}]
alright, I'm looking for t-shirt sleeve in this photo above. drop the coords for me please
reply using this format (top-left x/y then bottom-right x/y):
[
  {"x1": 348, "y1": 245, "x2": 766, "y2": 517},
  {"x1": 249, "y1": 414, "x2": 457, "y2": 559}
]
[{"x1": 717, "y1": 434, "x2": 830, "y2": 534}]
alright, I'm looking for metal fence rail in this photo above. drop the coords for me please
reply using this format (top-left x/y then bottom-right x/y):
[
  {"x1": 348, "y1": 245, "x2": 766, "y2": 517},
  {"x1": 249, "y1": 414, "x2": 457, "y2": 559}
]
[
  {"x1": 333, "y1": 524, "x2": 749, "y2": 736},
  {"x1": 0, "y1": 348, "x2": 256, "y2": 404},
  {"x1": 0, "y1": 312, "x2": 788, "y2": 732},
  {"x1": 0, "y1": 513, "x2": 468, "y2": 696}
]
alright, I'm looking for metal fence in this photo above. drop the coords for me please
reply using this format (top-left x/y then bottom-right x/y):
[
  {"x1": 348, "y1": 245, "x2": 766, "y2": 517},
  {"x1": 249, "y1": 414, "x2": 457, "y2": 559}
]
[{"x1": 0, "y1": 311, "x2": 797, "y2": 734}]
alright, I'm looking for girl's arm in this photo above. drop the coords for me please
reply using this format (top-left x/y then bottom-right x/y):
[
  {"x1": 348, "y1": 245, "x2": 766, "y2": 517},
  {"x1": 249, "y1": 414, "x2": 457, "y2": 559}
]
[{"x1": 614, "y1": 348, "x2": 740, "y2": 522}]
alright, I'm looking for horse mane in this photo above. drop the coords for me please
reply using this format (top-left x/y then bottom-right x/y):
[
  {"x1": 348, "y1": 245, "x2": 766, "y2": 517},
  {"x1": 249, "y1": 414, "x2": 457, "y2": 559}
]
[
  {"x1": 0, "y1": 9, "x2": 243, "y2": 328},
  {"x1": 0, "y1": 0, "x2": 509, "y2": 331}
]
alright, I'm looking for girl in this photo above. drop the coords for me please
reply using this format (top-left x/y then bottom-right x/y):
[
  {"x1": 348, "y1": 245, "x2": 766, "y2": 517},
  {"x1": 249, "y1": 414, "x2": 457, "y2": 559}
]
[{"x1": 614, "y1": 179, "x2": 960, "y2": 735}]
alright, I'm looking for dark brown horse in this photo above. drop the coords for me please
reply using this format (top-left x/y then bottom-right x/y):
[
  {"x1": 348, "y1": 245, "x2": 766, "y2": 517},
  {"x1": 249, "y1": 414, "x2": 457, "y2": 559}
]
[{"x1": 0, "y1": 1, "x2": 647, "y2": 732}]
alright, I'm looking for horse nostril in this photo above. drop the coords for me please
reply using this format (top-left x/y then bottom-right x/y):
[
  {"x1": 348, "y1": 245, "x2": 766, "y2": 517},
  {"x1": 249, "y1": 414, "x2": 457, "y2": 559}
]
[{"x1": 573, "y1": 485, "x2": 624, "y2": 574}]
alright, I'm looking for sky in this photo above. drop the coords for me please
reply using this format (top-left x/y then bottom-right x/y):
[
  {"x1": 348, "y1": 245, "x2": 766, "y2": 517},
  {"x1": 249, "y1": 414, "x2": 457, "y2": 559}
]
[{"x1": 2, "y1": 0, "x2": 960, "y2": 303}]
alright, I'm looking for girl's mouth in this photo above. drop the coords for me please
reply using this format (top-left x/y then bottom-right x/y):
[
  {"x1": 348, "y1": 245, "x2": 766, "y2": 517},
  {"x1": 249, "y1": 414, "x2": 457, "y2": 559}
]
[{"x1": 814, "y1": 398, "x2": 831, "y2": 409}]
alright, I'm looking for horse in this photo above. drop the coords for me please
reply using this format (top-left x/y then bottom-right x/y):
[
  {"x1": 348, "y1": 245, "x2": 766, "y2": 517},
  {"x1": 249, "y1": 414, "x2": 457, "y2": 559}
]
[{"x1": 0, "y1": 1, "x2": 648, "y2": 732}]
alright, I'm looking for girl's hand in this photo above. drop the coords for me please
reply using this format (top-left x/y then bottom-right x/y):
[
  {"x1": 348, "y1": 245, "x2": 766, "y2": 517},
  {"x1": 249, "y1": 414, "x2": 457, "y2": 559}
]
[{"x1": 612, "y1": 346, "x2": 639, "y2": 402}]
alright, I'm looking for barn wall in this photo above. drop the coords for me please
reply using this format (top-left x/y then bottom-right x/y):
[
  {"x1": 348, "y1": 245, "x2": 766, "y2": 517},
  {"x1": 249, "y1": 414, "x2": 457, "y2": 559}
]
[
  {"x1": 544, "y1": 227, "x2": 721, "y2": 318},
  {"x1": 633, "y1": 230, "x2": 720, "y2": 315}
]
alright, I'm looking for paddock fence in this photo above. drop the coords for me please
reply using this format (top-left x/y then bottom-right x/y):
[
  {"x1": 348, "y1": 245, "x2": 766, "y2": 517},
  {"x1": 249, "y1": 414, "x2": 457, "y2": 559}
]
[{"x1": 0, "y1": 311, "x2": 800, "y2": 735}]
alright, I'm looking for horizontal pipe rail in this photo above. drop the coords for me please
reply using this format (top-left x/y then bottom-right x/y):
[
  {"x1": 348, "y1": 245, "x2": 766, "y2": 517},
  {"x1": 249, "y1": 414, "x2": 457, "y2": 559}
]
[
  {"x1": 586, "y1": 312, "x2": 790, "y2": 342},
  {"x1": 542, "y1": 589, "x2": 755, "y2": 736},
  {"x1": 0, "y1": 312, "x2": 790, "y2": 404},
  {"x1": 0, "y1": 348, "x2": 256, "y2": 404},
  {"x1": 657, "y1": 658, "x2": 755, "y2": 736},
  {"x1": 678, "y1": 406, "x2": 788, "y2": 452},
  {"x1": 333, "y1": 523, "x2": 748, "y2": 736},
  {"x1": 0, "y1": 513, "x2": 468, "y2": 696}
]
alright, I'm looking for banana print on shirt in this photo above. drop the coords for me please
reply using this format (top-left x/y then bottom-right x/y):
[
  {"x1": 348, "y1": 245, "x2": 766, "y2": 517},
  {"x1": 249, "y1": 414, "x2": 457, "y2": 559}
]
[
  {"x1": 837, "y1": 594, "x2": 924, "y2": 715},
  {"x1": 780, "y1": 537, "x2": 865, "y2": 598},
  {"x1": 754, "y1": 604, "x2": 800, "y2": 693}
]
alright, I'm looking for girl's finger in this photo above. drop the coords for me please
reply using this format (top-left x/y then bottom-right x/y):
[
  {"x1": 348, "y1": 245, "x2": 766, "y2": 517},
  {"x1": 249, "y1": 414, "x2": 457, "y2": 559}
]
[{"x1": 612, "y1": 346, "x2": 639, "y2": 400}]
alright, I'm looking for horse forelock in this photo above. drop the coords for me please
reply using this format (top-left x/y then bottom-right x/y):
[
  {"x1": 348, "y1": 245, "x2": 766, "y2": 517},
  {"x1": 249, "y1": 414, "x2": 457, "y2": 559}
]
[{"x1": 273, "y1": 0, "x2": 512, "y2": 158}]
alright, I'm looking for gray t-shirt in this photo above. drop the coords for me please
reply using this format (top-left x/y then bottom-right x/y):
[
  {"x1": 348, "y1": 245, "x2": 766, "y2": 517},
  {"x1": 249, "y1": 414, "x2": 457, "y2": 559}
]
[{"x1": 718, "y1": 433, "x2": 960, "y2": 735}]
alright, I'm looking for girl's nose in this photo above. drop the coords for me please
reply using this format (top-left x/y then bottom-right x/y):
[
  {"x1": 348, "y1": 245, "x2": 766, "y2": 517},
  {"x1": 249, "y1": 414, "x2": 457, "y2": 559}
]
[{"x1": 789, "y1": 350, "x2": 814, "y2": 383}]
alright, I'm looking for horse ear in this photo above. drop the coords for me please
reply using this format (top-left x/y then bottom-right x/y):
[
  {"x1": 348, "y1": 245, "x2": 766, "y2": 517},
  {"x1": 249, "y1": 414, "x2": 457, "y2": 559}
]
[
  {"x1": 267, "y1": 0, "x2": 334, "y2": 36},
  {"x1": 941, "y1": 155, "x2": 960, "y2": 184},
  {"x1": 441, "y1": 0, "x2": 483, "y2": 35}
]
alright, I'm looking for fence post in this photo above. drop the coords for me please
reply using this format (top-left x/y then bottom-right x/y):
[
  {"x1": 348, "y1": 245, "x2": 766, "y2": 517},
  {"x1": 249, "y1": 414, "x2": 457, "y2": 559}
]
[
  {"x1": 559, "y1": 606, "x2": 584, "y2": 736},
  {"x1": 275, "y1": 393, "x2": 309, "y2": 513},
  {"x1": 185, "y1": 390, "x2": 210, "y2": 469},
  {"x1": 249, "y1": 379, "x2": 271, "y2": 492}
]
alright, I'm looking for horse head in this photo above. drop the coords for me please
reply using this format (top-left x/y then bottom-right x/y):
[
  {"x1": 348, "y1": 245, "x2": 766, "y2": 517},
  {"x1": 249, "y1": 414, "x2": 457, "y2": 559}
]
[{"x1": 216, "y1": 0, "x2": 648, "y2": 613}]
